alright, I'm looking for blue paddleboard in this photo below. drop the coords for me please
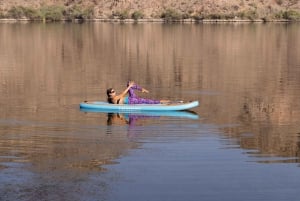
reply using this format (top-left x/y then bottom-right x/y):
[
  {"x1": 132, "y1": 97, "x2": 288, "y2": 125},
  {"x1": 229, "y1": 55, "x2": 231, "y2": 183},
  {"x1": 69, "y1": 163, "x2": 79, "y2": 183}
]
[{"x1": 79, "y1": 100, "x2": 199, "y2": 112}]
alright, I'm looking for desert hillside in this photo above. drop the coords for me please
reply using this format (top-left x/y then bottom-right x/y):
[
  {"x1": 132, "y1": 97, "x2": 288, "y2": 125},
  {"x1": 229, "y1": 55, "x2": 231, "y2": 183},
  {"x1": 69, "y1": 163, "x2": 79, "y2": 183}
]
[{"x1": 0, "y1": 0, "x2": 299, "y2": 21}]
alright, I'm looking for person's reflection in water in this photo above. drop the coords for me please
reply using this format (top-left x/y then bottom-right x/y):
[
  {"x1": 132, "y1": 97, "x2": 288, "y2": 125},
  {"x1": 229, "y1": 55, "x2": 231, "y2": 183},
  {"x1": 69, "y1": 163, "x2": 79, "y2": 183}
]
[
  {"x1": 106, "y1": 113, "x2": 158, "y2": 138},
  {"x1": 107, "y1": 113, "x2": 129, "y2": 125}
]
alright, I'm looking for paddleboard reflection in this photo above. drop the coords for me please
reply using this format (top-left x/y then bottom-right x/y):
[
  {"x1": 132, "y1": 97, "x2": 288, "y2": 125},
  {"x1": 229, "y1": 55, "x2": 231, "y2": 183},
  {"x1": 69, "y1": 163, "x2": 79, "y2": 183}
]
[
  {"x1": 80, "y1": 108, "x2": 199, "y2": 120},
  {"x1": 80, "y1": 109, "x2": 199, "y2": 138}
]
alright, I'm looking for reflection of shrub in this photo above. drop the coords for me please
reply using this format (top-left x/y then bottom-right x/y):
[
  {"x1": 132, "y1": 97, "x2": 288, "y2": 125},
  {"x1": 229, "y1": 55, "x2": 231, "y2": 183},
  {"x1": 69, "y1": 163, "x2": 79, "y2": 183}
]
[
  {"x1": 161, "y1": 9, "x2": 182, "y2": 21},
  {"x1": 131, "y1": 11, "x2": 144, "y2": 20}
]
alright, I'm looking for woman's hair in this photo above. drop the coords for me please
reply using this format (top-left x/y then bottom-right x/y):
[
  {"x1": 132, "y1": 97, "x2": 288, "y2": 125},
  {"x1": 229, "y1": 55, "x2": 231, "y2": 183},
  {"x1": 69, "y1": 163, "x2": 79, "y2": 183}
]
[
  {"x1": 106, "y1": 88, "x2": 113, "y2": 96},
  {"x1": 107, "y1": 88, "x2": 113, "y2": 103}
]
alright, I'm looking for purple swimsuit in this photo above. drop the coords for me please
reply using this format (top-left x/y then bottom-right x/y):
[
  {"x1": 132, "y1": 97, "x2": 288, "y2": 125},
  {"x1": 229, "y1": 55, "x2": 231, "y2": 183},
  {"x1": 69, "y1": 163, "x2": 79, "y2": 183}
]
[{"x1": 127, "y1": 83, "x2": 160, "y2": 104}]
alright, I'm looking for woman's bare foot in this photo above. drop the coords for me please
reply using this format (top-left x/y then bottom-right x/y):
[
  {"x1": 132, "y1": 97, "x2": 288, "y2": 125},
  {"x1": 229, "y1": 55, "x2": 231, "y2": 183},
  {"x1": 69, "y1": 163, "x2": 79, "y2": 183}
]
[{"x1": 160, "y1": 100, "x2": 170, "y2": 104}]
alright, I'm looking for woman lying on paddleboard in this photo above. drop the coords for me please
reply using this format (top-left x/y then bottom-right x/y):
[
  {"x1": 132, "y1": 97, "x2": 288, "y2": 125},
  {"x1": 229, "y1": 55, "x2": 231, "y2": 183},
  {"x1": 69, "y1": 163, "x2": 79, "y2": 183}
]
[{"x1": 107, "y1": 81, "x2": 168, "y2": 104}]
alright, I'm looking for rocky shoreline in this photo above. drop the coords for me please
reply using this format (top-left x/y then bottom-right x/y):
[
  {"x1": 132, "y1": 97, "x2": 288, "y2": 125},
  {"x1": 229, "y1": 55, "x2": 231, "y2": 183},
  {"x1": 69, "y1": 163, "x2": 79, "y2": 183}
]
[
  {"x1": 0, "y1": 18, "x2": 296, "y2": 23},
  {"x1": 0, "y1": 1, "x2": 299, "y2": 22}
]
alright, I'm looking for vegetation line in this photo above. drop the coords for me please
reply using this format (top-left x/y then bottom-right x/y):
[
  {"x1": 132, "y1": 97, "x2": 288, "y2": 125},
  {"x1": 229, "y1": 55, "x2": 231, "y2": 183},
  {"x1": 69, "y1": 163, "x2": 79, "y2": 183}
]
[{"x1": 0, "y1": 5, "x2": 299, "y2": 22}]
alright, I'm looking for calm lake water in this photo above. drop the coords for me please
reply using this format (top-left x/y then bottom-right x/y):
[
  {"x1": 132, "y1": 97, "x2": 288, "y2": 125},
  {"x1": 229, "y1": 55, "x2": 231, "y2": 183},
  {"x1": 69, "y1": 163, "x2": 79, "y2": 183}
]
[{"x1": 0, "y1": 22, "x2": 300, "y2": 201}]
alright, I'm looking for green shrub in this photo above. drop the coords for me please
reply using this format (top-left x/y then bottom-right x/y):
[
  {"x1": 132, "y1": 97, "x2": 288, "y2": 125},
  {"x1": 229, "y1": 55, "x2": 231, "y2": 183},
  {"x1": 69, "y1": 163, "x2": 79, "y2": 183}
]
[
  {"x1": 245, "y1": 10, "x2": 258, "y2": 20},
  {"x1": 113, "y1": 10, "x2": 130, "y2": 20},
  {"x1": 64, "y1": 5, "x2": 82, "y2": 20},
  {"x1": 82, "y1": 7, "x2": 94, "y2": 19},
  {"x1": 161, "y1": 9, "x2": 182, "y2": 21},
  {"x1": 237, "y1": 10, "x2": 258, "y2": 20},
  {"x1": 40, "y1": 5, "x2": 64, "y2": 21},
  {"x1": 131, "y1": 10, "x2": 144, "y2": 20},
  {"x1": 23, "y1": 7, "x2": 42, "y2": 20},
  {"x1": 224, "y1": 13, "x2": 236, "y2": 19},
  {"x1": 1, "y1": 5, "x2": 95, "y2": 21},
  {"x1": 181, "y1": 12, "x2": 191, "y2": 19},
  {"x1": 7, "y1": 6, "x2": 25, "y2": 19},
  {"x1": 64, "y1": 5, "x2": 94, "y2": 21},
  {"x1": 282, "y1": 10, "x2": 300, "y2": 20},
  {"x1": 205, "y1": 13, "x2": 235, "y2": 20},
  {"x1": 275, "y1": 10, "x2": 300, "y2": 20},
  {"x1": 192, "y1": 14, "x2": 204, "y2": 21},
  {"x1": 6, "y1": 6, "x2": 41, "y2": 20},
  {"x1": 275, "y1": 11, "x2": 283, "y2": 19},
  {"x1": 207, "y1": 13, "x2": 222, "y2": 19}
]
